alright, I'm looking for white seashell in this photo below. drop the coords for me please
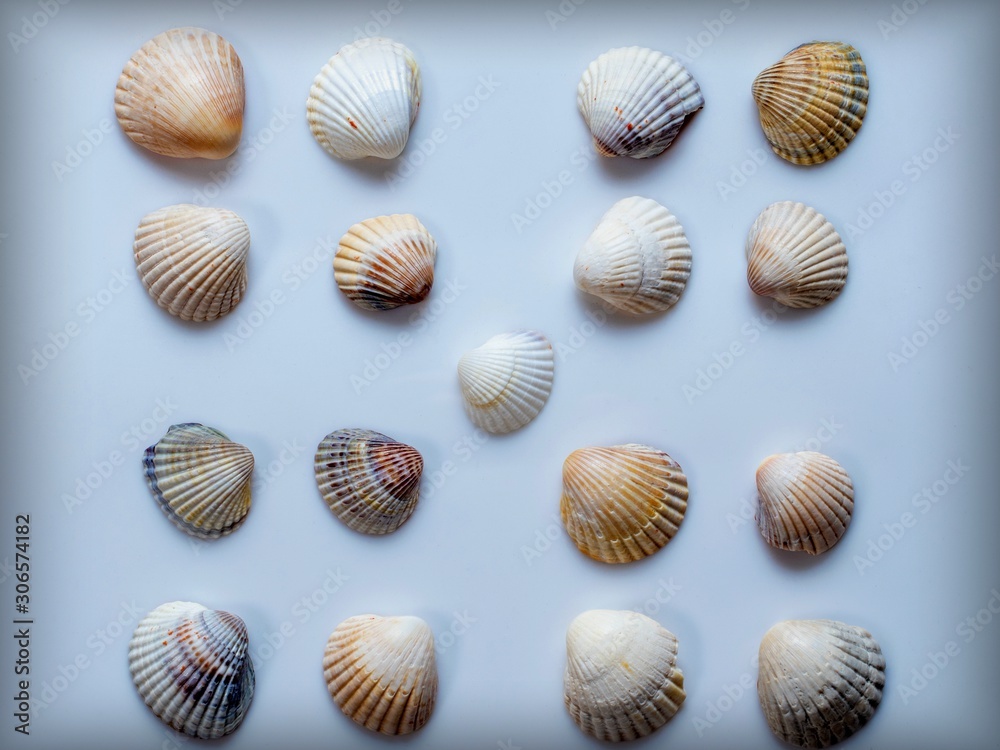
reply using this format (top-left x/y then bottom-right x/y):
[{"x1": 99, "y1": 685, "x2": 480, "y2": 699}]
[
  {"x1": 746, "y1": 201, "x2": 848, "y2": 309},
  {"x1": 758, "y1": 619, "x2": 885, "y2": 748},
  {"x1": 134, "y1": 204, "x2": 250, "y2": 322},
  {"x1": 577, "y1": 46, "x2": 704, "y2": 159},
  {"x1": 143, "y1": 423, "x2": 254, "y2": 538},
  {"x1": 307, "y1": 37, "x2": 421, "y2": 160},
  {"x1": 115, "y1": 27, "x2": 245, "y2": 159},
  {"x1": 457, "y1": 330, "x2": 554, "y2": 434},
  {"x1": 756, "y1": 451, "x2": 854, "y2": 555},
  {"x1": 574, "y1": 197, "x2": 692, "y2": 314},
  {"x1": 565, "y1": 609, "x2": 686, "y2": 742},
  {"x1": 129, "y1": 601, "x2": 254, "y2": 739},
  {"x1": 323, "y1": 614, "x2": 437, "y2": 735}
]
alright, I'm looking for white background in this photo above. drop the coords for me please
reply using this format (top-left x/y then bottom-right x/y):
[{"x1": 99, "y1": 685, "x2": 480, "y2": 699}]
[{"x1": 2, "y1": 0, "x2": 999, "y2": 748}]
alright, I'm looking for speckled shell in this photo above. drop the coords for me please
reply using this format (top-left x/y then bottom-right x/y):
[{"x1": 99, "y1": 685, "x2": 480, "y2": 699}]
[
  {"x1": 752, "y1": 41, "x2": 868, "y2": 165},
  {"x1": 561, "y1": 444, "x2": 688, "y2": 564},
  {"x1": 134, "y1": 204, "x2": 250, "y2": 322},
  {"x1": 323, "y1": 614, "x2": 437, "y2": 735},
  {"x1": 746, "y1": 201, "x2": 847, "y2": 309},
  {"x1": 758, "y1": 619, "x2": 885, "y2": 748},
  {"x1": 756, "y1": 451, "x2": 854, "y2": 555},
  {"x1": 129, "y1": 601, "x2": 254, "y2": 739},
  {"x1": 577, "y1": 46, "x2": 704, "y2": 159},
  {"x1": 565, "y1": 610, "x2": 686, "y2": 742},
  {"x1": 307, "y1": 37, "x2": 421, "y2": 160},
  {"x1": 574, "y1": 196, "x2": 692, "y2": 314},
  {"x1": 115, "y1": 27, "x2": 245, "y2": 159},
  {"x1": 143, "y1": 423, "x2": 254, "y2": 538},
  {"x1": 314, "y1": 428, "x2": 423, "y2": 535}
]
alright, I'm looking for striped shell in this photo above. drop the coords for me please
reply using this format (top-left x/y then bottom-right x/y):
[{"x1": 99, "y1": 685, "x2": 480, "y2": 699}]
[
  {"x1": 129, "y1": 601, "x2": 254, "y2": 739},
  {"x1": 561, "y1": 444, "x2": 688, "y2": 564},
  {"x1": 144, "y1": 423, "x2": 254, "y2": 538}
]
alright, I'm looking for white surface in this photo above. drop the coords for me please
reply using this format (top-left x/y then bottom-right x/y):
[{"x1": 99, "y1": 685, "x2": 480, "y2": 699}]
[{"x1": 2, "y1": 1, "x2": 999, "y2": 748}]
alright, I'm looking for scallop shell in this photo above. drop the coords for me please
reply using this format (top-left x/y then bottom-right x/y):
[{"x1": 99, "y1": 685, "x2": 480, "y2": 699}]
[
  {"x1": 577, "y1": 46, "x2": 704, "y2": 159},
  {"x1": 334, "y1": 214, "x2": 436, "y2": 311},
  {"x1": 115, "y1": 27, "x2": 245, "y2": 159},
  {"x1": 144, "y1": 423, "x2": 254, "y2": 538},
  {"x1": 746, "y1": 201, "x2": 847, "y2": 309},
  {"x1": 307, "y1": 37, "x2": 421, "y2": 160},
  {"x1": 129, "y1": 601, "x2": 254, "y2": 739},
  {"x1": 323, "y1": 614, "x2": 437, "y2": 735},
  {"x1": 756, "y1": 451, "x2": 854, "y2": 555},
  {"x1": 457, "y1": 330, "x2": 554, "y2": 434},
  {"x1": 561, "y1": 444, "x2": 688, "y2": 564},
  {"x1": 565, "y1": 609, "x2": 686, "y2": 742},
  {"x1": 574, "y1": 197, "x2": 692, "y2": 314},
  {"x1": 314, "y1": 428, "x2": 423, "y2": 535},
  {"x1": 752, "y1": 41, "x2": 868, "y2": 165},
  {"x1": 758, "y1": 619, "x2": 885, "y2": 748},
  {"x1": 134, "y1": 204, "x2": 250, "y2": 322}
]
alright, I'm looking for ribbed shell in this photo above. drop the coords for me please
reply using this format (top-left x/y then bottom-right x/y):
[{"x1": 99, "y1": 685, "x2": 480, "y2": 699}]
[
  {"x1": 565, "y1": 610, "x2": 686, "y2": 742},
  {"x1": 457, "y1": 330, "x2": 555, "y2": 434},
  {"x1": 115, "y1": 27, "x2": 245, "y2": 159},
  {"x1": 307, "y1": 37, "x2": 421, "y2": 160},
  {"x1": 577, "y1": 46, "x2": 704, "y2": 159},
  {"x1": 323, "y1": 614, "x2": 437, "y2": 735},
  {"x1": 758, "y1": 619, "x2": 885, "y2": 748},
  {"x1": 574, "y1": 197, "x2": 692, "y2": 314},
  {"x1": 144, "y1": 423, "x2": 254, "y2": 538},
  {"x1": 334, "y1": 214, "x2": 437, "y2": 310},
  {"x1": 746, "y1": 201, "x2": 847, "y2": 309},
  {"x1": 752, "y1": 41, "x2": 868, "y2": 165},
  {"x1": 129, "y1": 601, "x2": 255, "y2": 739},
  {"x1": 561, "y1": 444, "x2": 688, "y2": 564},
  {"x1": 134, "y1": 204, "x2": 250, "y2": 322},
  {"x1": 314, "y1": 428, "x2": 423, "y2": 535},
  {"x1": 756, "y1": 452, "x2": 854, "y2": 555}
]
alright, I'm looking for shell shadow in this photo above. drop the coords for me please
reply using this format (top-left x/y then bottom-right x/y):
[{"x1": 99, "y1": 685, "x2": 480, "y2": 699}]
[{"x1": 764, "y1": 543, "x2": 828, "y2": 571}]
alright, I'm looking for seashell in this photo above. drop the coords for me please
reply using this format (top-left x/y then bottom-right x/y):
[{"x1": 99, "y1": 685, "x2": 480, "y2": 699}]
[
  {"x1": 758, "y1": 619, "x2": 885, "y2": 748},
  {"x1": 756, "y1": 451, "x2": 854, "y2": 555},
  {"x1": 457, "y1": 330, "x2": 554, "y2": 434},
  {"x1": 746, "y1": 201, "x2": 847, "y2": 309},
  {"x1": 134, "y1": 204, "x2": 250, "y2": 322},
  {"x1": 574, "y1": 197, "x2": 692, "y2": 314},
  {"x1": 565, "y1": 609, "x2": 686, "y2": 742},
  {"x1": 323, "y1": 614, "x2": 437, "y2": 735},
  {"x1": 115, "y1": 27, "x2": 245, "y2": 159},
  {"x1": 144, "y1": 423, "x2": 254, "y2": 538},
  {"x1": 314, "y1": 428, "x2": 423, "y2": 535},
  {"x1": 752, "y1": 41, "x2": 868, "y2": 165},
  {"x1": 307, "y1": 37, "x2": 421, "y2": 160},
  {"x1": 577, "y1": 46, "x2": 704, "y2": 159},
  {"x1": 129, "y1": 601, "x2": 254, "y2": 739},
  {"x1": 561, "y1": 444, "x2": 688, "y2": 564},
  {"x1": 334, "y1": 214, "x2": 436, "y2": 311}
]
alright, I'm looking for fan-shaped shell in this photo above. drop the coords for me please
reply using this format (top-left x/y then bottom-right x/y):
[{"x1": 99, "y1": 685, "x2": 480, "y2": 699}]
[
  {"x1": 561, "y1": 444, "x2": 688, "y2": 564},
  {"x1": 565, "y1": 609, "x2": 686, "y2": 742},
  {"x1": 752, "y1": 41, "x2": 868, "y2": 165},
  {"x1": 756, "y1": 451, "x2": 854, "y2": 555},
  {"x1": 334, "y1": 214, "x2": 436, "y2": 311},
  {"x1": 129, "y1": 601, "x2": 255, "y2": 739},
  {"x1": 758, "y1": 619, "x2": 885, "y2": 748},
  {"x1": 457, "y1": 330, "x2": 554, "y2": 434},
  {"x1": 577, "y1": 46, "x2": 704, "y2": 159},
  {"x1": 746, "y1": 201, "x2": 847, "y2": 309},
  {"x1": 307, "y1": 37, "x2": 421, "y2": 160},
  {"x1": 115, "y1": 27, "x2": 245, "y2": 159},
  {"x1": 134, "y1": 204, "x2": 250, "y2": 322},
  {"x1": 143, "y1": 423, "x2": 254, "y2": 538},
  {"x1": 323, "y1": 614, "x2": 437, "y2": 735},
  {"x1": 574, "y1": 197, "x2": 692, "y2": 314}
]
